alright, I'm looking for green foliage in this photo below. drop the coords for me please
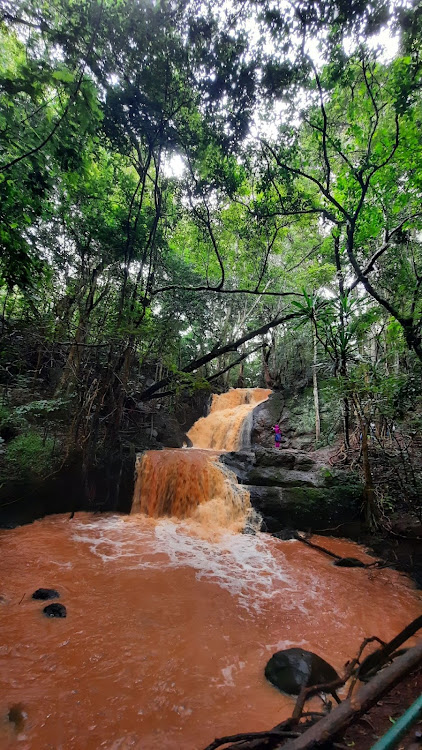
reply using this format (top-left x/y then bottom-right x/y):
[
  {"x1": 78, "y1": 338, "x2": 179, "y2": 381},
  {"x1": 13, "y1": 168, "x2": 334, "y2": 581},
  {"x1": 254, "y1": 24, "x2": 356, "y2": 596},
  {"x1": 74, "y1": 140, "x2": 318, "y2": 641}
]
[
  {"x1": 13, "y1": 398, "x2": 70, "y2": 421},
  {"x1": 287, "y1": 381, "x2": 343, "y2": 444},
  {"x1": 0, "y1": 0, "x2": 420, "y2": 512},
  {"x1": 2, "y1": 432, "x2": 57, "y2": 479}
]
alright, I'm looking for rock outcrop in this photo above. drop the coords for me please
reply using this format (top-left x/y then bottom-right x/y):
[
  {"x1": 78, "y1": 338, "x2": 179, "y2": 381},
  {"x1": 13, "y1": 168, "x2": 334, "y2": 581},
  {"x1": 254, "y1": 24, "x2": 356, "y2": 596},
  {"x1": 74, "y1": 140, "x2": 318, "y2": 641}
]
[
  {"x1": 43, "y1": 603, "x2": 67, "y2": 618},
  {"x1": 220, "y1": 447, "x2": 363, "y2": 533},
  {"x1": 32, "y1": 588, "x2": 60, "y2": 600}
]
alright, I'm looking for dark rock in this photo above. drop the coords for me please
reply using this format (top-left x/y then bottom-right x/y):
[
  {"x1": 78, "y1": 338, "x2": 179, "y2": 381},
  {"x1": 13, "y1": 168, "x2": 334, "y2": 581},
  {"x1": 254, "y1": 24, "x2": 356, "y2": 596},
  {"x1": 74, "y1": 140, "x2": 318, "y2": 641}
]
[
  {"x1": 8, "y1": 703, "x2": 27, "y2": 732},
  {"x1": 295, "y1": 454, "x2": 318, "y2": 471},
  {"x1": 333, "y1": 557, "x2": 366, "y2": 568},
  {"x1": 265, "y1": 647, "x2": 339, "y2": 695},
  {"x1": 246, "y1": 466, "x2": 322, "y2": 488},
  {"x1": 247, "y1": 483, "x2": 362, "y2": 531},
  {"x1": 272, "y1": 529, "x2": 299, "y2": 540},
  {"x1": 43, "y1": 603, "x2": 67, "y2": 618},
  {"x1": 254, "y1": 447, "x2": 296, "y2": 469},
  {"x1": 219, "y1": 451, "x2": 256, "y2": 483},
  {"x1": 32, "y1": 588, "x2": 60, "y2": 600},
  {"x1": 251, "y1": 392, "x2": 286, "y2": 448}
]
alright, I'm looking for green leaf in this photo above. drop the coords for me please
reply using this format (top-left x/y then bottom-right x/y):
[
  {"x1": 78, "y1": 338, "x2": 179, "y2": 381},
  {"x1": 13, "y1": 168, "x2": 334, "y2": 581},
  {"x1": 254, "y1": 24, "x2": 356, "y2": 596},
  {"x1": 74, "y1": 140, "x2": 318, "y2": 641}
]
[{"x1": 52, "y1": 69, "x2": 74, "y2": 83}]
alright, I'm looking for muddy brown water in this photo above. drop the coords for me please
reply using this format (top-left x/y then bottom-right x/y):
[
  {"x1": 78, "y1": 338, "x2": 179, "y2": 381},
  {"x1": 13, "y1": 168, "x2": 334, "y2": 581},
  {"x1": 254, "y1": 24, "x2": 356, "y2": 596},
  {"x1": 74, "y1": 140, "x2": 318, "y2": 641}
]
[{"x1": 0, "y1": 389, "x2": 420, "y2": 749}]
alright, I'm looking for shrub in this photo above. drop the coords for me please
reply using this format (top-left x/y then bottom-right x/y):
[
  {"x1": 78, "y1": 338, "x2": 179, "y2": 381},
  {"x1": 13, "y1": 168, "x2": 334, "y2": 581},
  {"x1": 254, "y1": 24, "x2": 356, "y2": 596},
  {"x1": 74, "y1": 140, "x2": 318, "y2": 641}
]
[{"x1": 2, "y1": 432, "x2": 57, "y2": 480}]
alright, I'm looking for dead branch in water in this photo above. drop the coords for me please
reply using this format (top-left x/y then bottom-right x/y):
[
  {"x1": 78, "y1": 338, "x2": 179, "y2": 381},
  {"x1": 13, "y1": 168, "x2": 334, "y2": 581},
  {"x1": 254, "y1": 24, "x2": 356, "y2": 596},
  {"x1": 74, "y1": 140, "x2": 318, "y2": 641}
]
[
  {"x1": 357, "y1": 615, "x2": 422, "y2": 679},
  {"x1": 295, "y1": 534, "x2": 385, "y2": 569},
  {"x1": 202, "y1": 624, "x2": 422, "y2": 750},
  {"x1": 292, "y1": 636, "x2": 383, "y2": 720}
]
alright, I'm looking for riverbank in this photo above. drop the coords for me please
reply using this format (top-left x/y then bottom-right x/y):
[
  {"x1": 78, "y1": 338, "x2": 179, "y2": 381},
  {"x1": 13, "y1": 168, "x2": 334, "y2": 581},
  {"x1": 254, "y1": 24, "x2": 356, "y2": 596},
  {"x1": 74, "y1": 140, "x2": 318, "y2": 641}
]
[{"x1": 343, "y1": 667, "x2": 422, "y2": 750}]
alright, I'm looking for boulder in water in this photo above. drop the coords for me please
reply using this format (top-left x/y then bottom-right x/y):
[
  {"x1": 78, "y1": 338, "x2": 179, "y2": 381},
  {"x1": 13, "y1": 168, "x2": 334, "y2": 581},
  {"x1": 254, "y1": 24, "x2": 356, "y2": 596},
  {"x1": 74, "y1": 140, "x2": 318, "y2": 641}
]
[
  {"x1": 8, "y1": 703, "x2": 27, "y2": 732},
  {"x1": 265, "y1": 647, "x2": 339, "y2": 695},
  {"x1": 272, "y1": 528, "x2": 299, "y2": 540},
  {"x1": 32, "y1": 588, "x2": 60, "y2": 600},
  {"x1": 43, "y1": 603, "x2": 66, "y2": 618}
]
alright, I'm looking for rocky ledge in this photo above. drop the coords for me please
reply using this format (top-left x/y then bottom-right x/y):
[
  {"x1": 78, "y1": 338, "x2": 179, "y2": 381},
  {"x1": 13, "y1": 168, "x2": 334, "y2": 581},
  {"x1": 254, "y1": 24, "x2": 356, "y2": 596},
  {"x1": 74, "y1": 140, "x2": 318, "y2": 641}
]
[{"x1": 220, "y1": 447, "x2": 363, "y2": 533}]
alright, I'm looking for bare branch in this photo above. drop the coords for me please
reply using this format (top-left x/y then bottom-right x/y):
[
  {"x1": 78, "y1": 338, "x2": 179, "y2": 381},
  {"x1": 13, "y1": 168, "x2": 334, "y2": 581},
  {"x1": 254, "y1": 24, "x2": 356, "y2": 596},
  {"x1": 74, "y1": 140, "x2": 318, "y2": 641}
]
[{"x1": 312, "y1": 64, "x2": 331, "y2": 193}]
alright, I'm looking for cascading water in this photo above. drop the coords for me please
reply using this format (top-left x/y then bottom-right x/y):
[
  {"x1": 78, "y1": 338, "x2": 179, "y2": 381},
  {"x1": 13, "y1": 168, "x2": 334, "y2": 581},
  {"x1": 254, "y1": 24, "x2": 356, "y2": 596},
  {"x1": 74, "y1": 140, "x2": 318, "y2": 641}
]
[
  {"x1": 187, "y1": 387, "x2": 271, "y2": 451},
  {"x1": 131, "y1": 450, "x2": 252, "y2": 532},
  {"x1": 0, "y1": 387, "x2": 420, "y2": 750},
  {"x1": 131, "y1": 388, "x2": 271, "y2": 528}
]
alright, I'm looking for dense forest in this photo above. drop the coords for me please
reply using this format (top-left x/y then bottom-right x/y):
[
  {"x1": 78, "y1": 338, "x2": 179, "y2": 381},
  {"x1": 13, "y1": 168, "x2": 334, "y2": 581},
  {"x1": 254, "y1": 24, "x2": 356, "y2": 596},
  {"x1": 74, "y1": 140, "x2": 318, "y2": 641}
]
[{"x1": 0, "y1": 0, "x2": 421, "y2": 526}]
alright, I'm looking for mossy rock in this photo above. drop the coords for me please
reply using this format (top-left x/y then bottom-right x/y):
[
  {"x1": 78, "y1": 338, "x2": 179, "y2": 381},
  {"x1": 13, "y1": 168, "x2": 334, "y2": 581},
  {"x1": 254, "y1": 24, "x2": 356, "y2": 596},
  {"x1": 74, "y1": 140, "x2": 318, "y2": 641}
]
[{"x1": 246, "y1": 467, "x2": 321, "y2": 488}]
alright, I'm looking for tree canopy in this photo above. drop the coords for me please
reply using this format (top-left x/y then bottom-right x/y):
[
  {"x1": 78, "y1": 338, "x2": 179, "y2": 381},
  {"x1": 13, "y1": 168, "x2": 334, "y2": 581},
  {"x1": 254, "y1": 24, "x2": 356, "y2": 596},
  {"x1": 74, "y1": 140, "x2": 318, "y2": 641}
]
[{"x1": 0, "y1": 0, "x2": 421, "y2": 516}]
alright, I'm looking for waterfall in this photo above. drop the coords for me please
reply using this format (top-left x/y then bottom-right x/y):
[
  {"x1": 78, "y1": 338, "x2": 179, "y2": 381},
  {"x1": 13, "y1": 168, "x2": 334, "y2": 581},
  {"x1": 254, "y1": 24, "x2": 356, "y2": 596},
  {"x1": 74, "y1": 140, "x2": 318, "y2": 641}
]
[
  {"x1": 131, "y1": 388, "x2": 271, "y2": 525},
  {"x1": 186, "y1": 388, "x2": 271, "y2": 451}
]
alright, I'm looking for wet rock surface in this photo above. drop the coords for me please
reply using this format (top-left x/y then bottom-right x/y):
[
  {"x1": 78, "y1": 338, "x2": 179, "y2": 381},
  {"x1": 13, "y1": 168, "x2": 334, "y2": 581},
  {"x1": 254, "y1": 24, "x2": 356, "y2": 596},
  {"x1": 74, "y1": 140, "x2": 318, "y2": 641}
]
[
  {"x1": 265, "y1": 647, "x2": 339, "y2": 695},
  {"x1": 43, "y1": 603, "x2": 67, "y2": 618},
  {"x1": 220, "y1": 447, "x2": 363, "y2": 532},
  {"x1": 8, "y1": 703, "x2": 27, "y2": 732},
  {"x1": 32, "y1": 588, "x2": 60, "y2": 600}
]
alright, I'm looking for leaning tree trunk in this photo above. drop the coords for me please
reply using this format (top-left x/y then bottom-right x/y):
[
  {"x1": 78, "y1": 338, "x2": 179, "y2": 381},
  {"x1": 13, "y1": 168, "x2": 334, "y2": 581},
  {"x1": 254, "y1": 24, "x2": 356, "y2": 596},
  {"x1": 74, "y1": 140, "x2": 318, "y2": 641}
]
[{"x1": 312, "y1": 326, "x2": 321, "y2": 442}]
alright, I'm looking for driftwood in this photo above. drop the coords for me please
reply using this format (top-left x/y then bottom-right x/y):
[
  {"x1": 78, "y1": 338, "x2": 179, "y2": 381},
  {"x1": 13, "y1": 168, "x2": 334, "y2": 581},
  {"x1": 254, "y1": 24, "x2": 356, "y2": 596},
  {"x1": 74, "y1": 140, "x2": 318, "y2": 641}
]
[
  {"x1": 291, "y1": 636, "x2": 384, "y2": 719},
  {"x1": 203, "y1": 626, "x2": 422, "y2": 750}
]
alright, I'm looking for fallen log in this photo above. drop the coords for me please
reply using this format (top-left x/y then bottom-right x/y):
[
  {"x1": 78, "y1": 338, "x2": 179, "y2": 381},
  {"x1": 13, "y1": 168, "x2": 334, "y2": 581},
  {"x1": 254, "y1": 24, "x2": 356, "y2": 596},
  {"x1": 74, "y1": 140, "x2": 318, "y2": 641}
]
[{"x1": 296, "y1": 535, "x2": 379, "y2": 569}]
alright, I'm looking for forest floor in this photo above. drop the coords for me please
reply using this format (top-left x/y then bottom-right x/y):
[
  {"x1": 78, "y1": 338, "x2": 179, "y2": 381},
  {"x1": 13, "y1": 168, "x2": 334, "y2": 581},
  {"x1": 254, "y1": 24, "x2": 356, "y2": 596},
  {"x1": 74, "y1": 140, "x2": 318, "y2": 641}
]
[{"x1": 342, "y1": 667, "x2": 422, "y2": 750}]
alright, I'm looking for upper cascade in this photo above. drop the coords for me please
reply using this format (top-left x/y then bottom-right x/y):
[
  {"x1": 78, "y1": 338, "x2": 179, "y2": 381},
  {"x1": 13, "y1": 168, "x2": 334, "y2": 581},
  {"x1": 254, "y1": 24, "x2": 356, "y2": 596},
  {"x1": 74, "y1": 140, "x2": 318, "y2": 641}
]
[{"x1": 187, "y1": 387, "x2": 271, "y2": 451}]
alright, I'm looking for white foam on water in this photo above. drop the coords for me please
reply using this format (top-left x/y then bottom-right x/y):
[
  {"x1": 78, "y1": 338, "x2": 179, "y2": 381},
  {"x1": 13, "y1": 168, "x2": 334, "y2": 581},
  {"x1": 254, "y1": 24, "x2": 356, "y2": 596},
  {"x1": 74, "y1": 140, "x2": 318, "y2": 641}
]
[{"x1": 71, "y1": 515, "x2": 326, "y2": 612}]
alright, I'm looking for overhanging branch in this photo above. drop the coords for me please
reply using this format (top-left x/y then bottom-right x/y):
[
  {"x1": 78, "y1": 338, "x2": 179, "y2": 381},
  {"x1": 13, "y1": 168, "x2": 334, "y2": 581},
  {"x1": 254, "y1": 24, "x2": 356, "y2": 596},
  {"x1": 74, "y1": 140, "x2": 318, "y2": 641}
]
[{"x1": 139, "y1": 311, "x2": 302, "y2": 401}]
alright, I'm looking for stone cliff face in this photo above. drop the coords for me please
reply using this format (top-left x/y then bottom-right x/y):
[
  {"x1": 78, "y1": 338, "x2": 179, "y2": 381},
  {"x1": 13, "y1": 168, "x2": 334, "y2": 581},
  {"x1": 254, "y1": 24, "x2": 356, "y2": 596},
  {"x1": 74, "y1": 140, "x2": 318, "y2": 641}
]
[
  {"x1": 220, "y1": 392, "x2": 363, "y2": 533},
  {"x1": 220, "y1": 448, "x2": 362, "y2": 533}
]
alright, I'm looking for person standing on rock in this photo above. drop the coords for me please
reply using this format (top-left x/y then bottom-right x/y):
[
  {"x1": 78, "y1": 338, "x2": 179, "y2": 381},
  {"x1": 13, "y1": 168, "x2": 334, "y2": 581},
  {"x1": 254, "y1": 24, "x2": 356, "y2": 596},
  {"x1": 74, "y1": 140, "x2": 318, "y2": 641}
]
[{"x1": 274, "y1": 424, "x2": 282, "y2": 449}]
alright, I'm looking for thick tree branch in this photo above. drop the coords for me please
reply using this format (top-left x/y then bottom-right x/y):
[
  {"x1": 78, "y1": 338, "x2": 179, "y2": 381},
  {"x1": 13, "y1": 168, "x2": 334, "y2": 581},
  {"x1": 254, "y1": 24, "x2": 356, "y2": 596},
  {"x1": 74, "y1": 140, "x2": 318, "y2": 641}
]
[
  {"x1": 139, "y1": 311, "x2": 302, "y2": 400},
  {"x1": 151, "y1": 284, "x2": 302, "y2": 299},
  {"x1": 207, "y1": 344, "x2": 263, "y2": 382},
  {"x1": 348, "y1": 213, "x2": 422, "y2": 292},
  {"x1": 261, "y1": 140, "x2": 349, "y2": 222},
  {"x1": 282, "y1": 642, "x2": 422, "y2": 750},
  {"x1": 345, "y1": 225, "x2": 406, "y2": 325}
]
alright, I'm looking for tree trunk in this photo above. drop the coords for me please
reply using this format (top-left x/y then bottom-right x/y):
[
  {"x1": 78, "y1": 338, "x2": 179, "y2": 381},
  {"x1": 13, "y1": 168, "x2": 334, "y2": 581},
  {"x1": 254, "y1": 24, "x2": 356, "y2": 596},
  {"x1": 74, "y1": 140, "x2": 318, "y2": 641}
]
[
  {"x1": 361, "y1": 421, "x2": 378, "y2": 529},
  {"x1": 334, "y1": 233, "x2": 350, "y2": 449},
  {"x1": 312, "y1": 326, "x2": 321, "y2": 441},
  {"x1": 57, "y1": 268, "x2": 99, "y2": 393}
]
